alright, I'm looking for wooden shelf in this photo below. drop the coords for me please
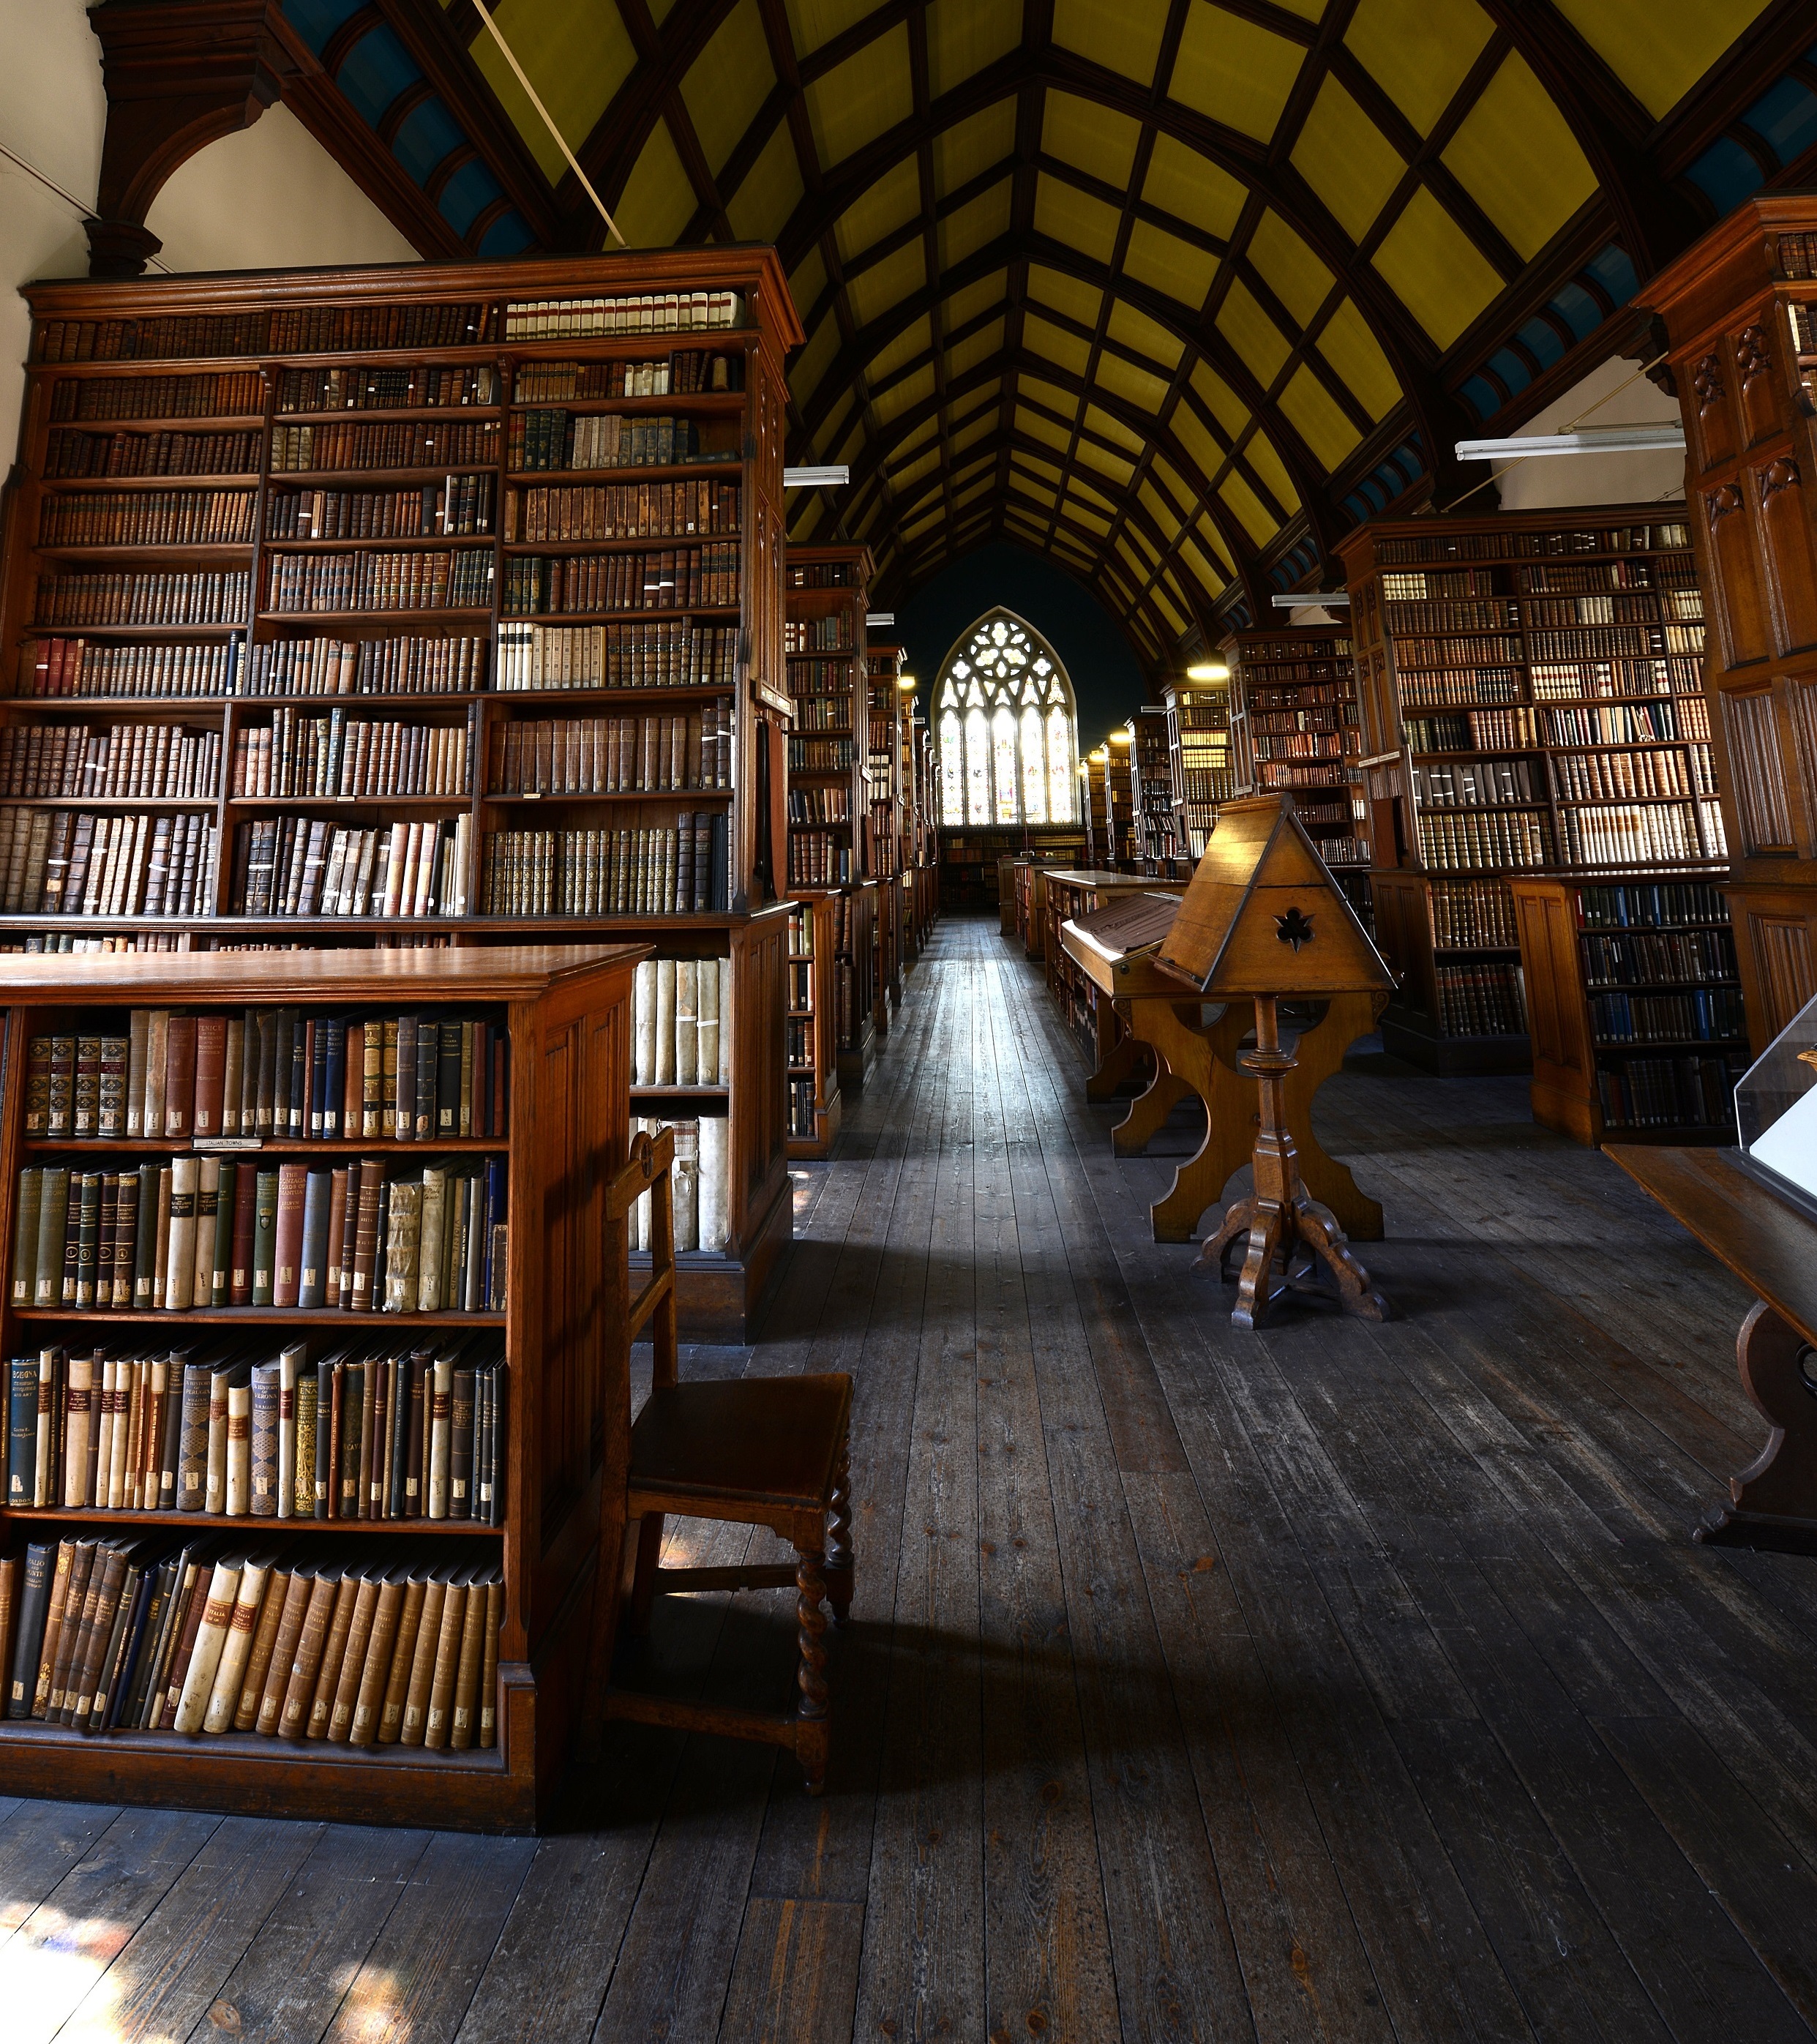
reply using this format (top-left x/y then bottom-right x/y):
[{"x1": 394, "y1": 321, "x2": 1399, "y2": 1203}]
[{"x1": 5, "y1": 1505, "x2": 502, "y2": 1533}]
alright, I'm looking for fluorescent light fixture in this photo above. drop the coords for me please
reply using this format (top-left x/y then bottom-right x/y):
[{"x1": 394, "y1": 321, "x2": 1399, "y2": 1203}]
[
  {"x1": 1453, "y1": 425, "x2": 1685, "y2": 462},
  {"x1": 897, "y1": 675, "x2": 918, "y2": 692},
  {"x1": 783, "y1": 465, "x2": 850, "y2": 487},
  {"x1": 866, "y1": 612, "x2": 895, "y2": 626},
  {"x1": 1270, "y1": 593, "x2": 1351, "y2": 607},
  {"x1": 1109, "y1": 729, "x2": 1131, "y2": 745},
  {"x1": 1186, "y1": 662, "x2": 1229, "y2": 681}
]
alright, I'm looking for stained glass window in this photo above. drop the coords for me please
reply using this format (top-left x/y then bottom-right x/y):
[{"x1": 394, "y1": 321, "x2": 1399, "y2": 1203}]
[{"x1": 934, "y1": 612, "x2": 1079, "y2": 826}]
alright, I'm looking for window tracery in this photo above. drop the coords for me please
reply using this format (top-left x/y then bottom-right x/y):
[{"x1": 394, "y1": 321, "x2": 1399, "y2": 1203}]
[{"x1": 934, "y1": 613, "x2": 1079, "y2": 826}]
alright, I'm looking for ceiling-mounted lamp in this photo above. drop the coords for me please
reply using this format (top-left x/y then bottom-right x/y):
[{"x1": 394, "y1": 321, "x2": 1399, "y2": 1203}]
[
  {"x1": 866, "y1": 611, "x2": 895, "y2": 626},
  {"x1": 1108, "y1": 728, "x2": 1132, "y2": 745},
  {"x1": 1270, "y1": 593, "x2": 1352, "y2": 607},
  {"x1": 1453, "y1": 424, "x2": 1686, "y2": 462},
  {"x1": 783, "y1": 465, "x2": 850, "y2": 487},
  {"x1": 1186, "y1": 661, "x2": 1230, "y2": 682},
  {"x1": 897, "y1": 674, "x2": 918, "y2": 692}
]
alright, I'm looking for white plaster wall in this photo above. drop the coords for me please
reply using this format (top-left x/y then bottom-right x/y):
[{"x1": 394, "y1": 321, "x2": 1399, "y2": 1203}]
[{"x1": 1494, "y1": 353, "x2": 1686, "y2": 512}]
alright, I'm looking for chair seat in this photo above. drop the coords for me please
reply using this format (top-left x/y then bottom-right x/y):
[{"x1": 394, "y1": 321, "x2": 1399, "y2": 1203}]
[{"x1": 629, "y1": 1374, "x2": 853, "y2": 1513}]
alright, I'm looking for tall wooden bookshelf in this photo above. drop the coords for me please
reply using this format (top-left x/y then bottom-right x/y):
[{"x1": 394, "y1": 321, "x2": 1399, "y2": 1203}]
[
  {"x1": 1639, "y1": 195, "x2": 1817, "y2": 1050},
  {"x1": 866, "y1": 643, "x2": 904, "y2": 1026},
  {"x1": 784, "y1": 543, "x2": 869, "y2": 1151},
  {"x1": 1226, "y1": 624, "x2": 1369, "y2": 921},
  {"x1": 0, "y1": 943, "x2": 637, "y2": 1831},
  {"x1": 909, "y1": 715, "x2": 938, "y2": 946},
  {"x1": 939, "y1": 826, "x2": 1086, "y2": 913},
  {"x1": 1164, "y1": 675, "x2": 1235, "y2": 858},
  {"x1": 3, "y1": 253, "x2": 801, "y2": 1339},
  {"x1": 1341, "y1": 507, "x2": 1726, "y2": 1077},
  {"x1": 1129, "y1": 707, "x2": 1178, "y2": 872}
]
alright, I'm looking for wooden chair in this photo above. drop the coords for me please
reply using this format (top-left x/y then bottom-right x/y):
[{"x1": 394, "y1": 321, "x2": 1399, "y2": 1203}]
[{"x1": 580, "y1": 1128, "x2": 853, "y2": 1793}]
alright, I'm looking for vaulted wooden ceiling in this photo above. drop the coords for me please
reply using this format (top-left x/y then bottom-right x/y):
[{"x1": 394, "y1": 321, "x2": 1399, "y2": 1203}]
[{"x1": 271, "y1": 0, "x2": 1814, "y2": 664}]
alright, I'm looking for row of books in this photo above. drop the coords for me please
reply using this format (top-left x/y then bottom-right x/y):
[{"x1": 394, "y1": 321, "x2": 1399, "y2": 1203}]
[
  {"x1": 500, "y1": 544, "x2": 739, "y2": 615},
  {"x1": 486, "y1": 707, "x2": 732, "y2": 795},
  {"x1": 27, "y1": 1006, "x2": 508, "y2": 1142},
  {"x1": 1383, "y1": 594, "x2": 1688, "y2": 634},
  {"x1": 1419, "y1": 809, "x2": 1550, "y2": 871},
  {"x1": 6, "y1": 1335, "x2": 504, "y2": 1522},
  {"x1": 631, "y1": 958, "x2": 730, "y2": 1087},
  {"x1": 501, "y1": 291, "x2": 743, "y2": 339},
  {"x1": 494, "y1": 620, "x2": 738, "y2": 692},
  {"x1": 784, "y1": 616, "x2": 855, "y2": 653},
  {"x1": 37, "y1": 314, "x2": 261, "y2": 362},
  {"x1": 790, "y1": 735, "x2": 855, "y2": 771},
  {"x1": 1529, "y1": 659, "x2": 1703, "y2": 700},
  {"x1": 793, "y1": 697, "x2": 853, "y2": 733},
  {"x1": 1589, "y1": 987, "x2": 1747, "y2": 1043},
  {"x1": 512, "y1": 352, "x2": 741, "y2": 400},
  {"x1": 1559, "y1": 801, "x2": 1717, "y2": 866},
  {"x1": 1247, "y1": 706, "x2": 1353, "y2": 734},
  {"x1": 1249, "y1": 732, "x2": 1350, "y2": 760},
  {"x1": 480, "y1": 819, "x2": 731, "y2": 916},
  {"x1": 1399, "y1": 667, "x2": 1524, "y2": 708},
  {"x1": 1551, "y1": 745, "x2": 1710, "y2": 801},
  {"x1": 36, "y1": 569, "x2": 248, "y2": 626},
  {"x1": 263, "y1": 547, "x2": 493, "y2": 615},
  {"x1": 789, "y1": 659, "x2": 857, "y2": 695},
  {"x1": 509, "y1": 411, "x2": 716, "y2": 472},
  {"x1": 1580, "y1": 928, "x2": 1737, "y2": 986},
  {"x1": 788, "y1": 1077, "x2": 817, "y2": 1141},
  {"x1": 25, "y1": 636, "x2": 241, "y2": 700},
  {"x1": 44, "y1": 428, "x2": 261, "y2": 479},
  {"x1": 1435, "y1": 962, "x2": 1527, "y2": 1037},
  {"x1": 264, "y1": 476, "x2": 495, "y2": 540},
  {"x1": 270, "y1": 302, "x2": 492, "y2": 353},
  {"x1": 1543, "y1": 701, "x2": 1694, "y2": 745},
  {"x1": 0, "y1": 722, "x2": 222, "y2": 801},
  {"x1": 787, "y1": 1016, "x2": 812, "y2": 1071},
  {"x1": 1379, "y1": 559, "x2": 1676, "y2": 599},
  {"x1": 12, "y1": 1154, "x2": 506, "y2": 1315},
  {"x1": 2, "y1": 1535, "x2": 503, "y2": 1751},
  {"x1": 48, "y1": 372, "x2": 264, "y2": 422},
  {"x1": 40, "y1": 489, "x2": 255, "y2": 550},
  {"x1": 789, "y1": 836, "x2": 855, "y2": 886},
  {"x1": 787, "y1": 787, "x2": 852, "y2": 821},
  {"x1": 244, "y1": 634, "x2": 486, "y2": 698},
  {"x1": 627, "y1": 1117, "x2": 729, "y2": 1256},
  {"x1": 1404, "y1": 709, "x2": 1537, "y2": 752},
  {"x1": 1373, "y1": 523, "x2": 1690, "y2": 564},
  {"x1": 784, "y1": 560, "x2": 861, "y2": 591},
  {"x1": 275, "y1": 364, "x2": 498, "y2": 414},
  {"x1": 1411, "y1": 759, "x2": 1537, "y2": 808},
  {"x1": 503, "y1": 479, "x2": 741, "y2": 543},
  {"x1": 0, "y1": 806, "x2": 217, "y2": 918},
  {"x1": 1577, "y1": 881, "x2": 1729, "y2": 929},
  {"x1": 229, "y1": 815, "x2": 471, "y2": 919},
  {"x1": 1595, "y1": 1052, "x2": 1745, "y2": 1130},
  {"x1": 233, "y1": 714, "x2": 471, "y2": 799},
  {"x1": 269, "y1": 420, "x2": 501, "y2": 474}
]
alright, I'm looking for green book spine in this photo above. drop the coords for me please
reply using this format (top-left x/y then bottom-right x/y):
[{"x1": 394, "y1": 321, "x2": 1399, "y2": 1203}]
[
  {"x1": 73, "y1": 1173, "x2": 101, "y2": 1311},
  {"x1": 210, "y1": 1159, "x2": 236, "y2": 1308},
  {"x1": 11, "y1": 1167, "x2": 42, "y2": 1309},
  {"x1": 34, "y1": 1167, "x2": 68, "y2": 1309},
  {"x1": 132, "y1": 1161, "x2": 160, "y2": 1309},
  {"x1": 251, "y1": 1169, "x2": 280, "y2": 1308}
]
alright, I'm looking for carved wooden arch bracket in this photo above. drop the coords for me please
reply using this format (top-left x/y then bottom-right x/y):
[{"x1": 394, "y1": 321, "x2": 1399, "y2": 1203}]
[{"x1": 84, "y1": 0, "x2": 297, "y2": 278}]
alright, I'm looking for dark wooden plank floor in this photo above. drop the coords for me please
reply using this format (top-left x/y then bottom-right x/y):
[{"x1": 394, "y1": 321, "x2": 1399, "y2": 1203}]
[{"x1": 7, "y1": 913, "x2": 1817, "y2": 2043}]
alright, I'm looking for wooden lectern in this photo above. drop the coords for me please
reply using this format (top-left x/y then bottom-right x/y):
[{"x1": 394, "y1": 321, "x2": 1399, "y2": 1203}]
[{"x1": 1153, "y1": 795, "x2": 1395, "y2": 1328}]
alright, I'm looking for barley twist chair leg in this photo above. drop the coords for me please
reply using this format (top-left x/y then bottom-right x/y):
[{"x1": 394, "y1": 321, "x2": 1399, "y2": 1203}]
[
  {"x1": 827, "y1": 1443, "x2": 853, "y2": 1626},
  {"x1": 794, "y1": 1546, "x2": 831, "y2": 1794}
]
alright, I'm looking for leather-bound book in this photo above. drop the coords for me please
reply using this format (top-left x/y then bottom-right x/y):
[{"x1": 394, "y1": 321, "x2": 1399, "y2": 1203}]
[
  {"x1": 402, "y1": 1349, "x2": 429, "y2": 1516},
  {"x1": 383, "y1": 1180, "x2": 420, "y2": 1314},
  {"x1": 233, "y1": 1562, "x2": 290, "y2": 1730},
  {"x1": 11, "y1": 1167, "x2": 42, "y2": 1311},
  {"x1": 157, "y1": 1557, "x2": 214, "y2": 1729},
  {"x1": 61, "y1": 1351, "x2": 95, "y2": 1508},
  {"x1": 249, "y1": 1361, "x2": 280, "y2": 1518},
  {"x1": 173, "y1": 1556, "x2": 244, "y2": 1734},
  {"x1": 397, "y1": 1573, "x2": 446, "y2": 1747},
  {"x1": 449, "y1": 1362, "x2": 476, "y2": 1520},
  {"x1": 72, "y1": 1172, "x2": 100, "y2": 1311},
  {"x1": 92, "y1": 1557, "x2": 149, "y2": 1732},
  {"x1": 163, "y1": 1013, "x2": 198, "y2": 1137},
  {"x1": 209, "y1": 1160, "x2": 235, "y2": 1308},
  {"x1": 31, "y1": 1165, "x2": 67, "y2": 1309},
  {"x1": 336, "y1": 1361, "x2": 364, "y2": 1520},
  {"x1": 228, "y1": 1164, "x2": 258, "y2": 1306},
  {"x1": 31, "y1": 1540, "x2": 75, "y2": 1718},
  {"x1": 252, "y1": 1008, "x2": 278, "y2": 1137},
  {"x1": 59, "y1": 1169, "x2": 83, "y2": 1308},
  {"x1": 342, "y1": 1022, "x2": 362, "y2": 1139},
  {"x1": 356, "y1": 1359, "x2": 378, "y2": 1520},
  {"x1": 448, "y1": 1566, "x2": 490, "y2": 1750},
  {"x1": 192, "y1": 1014, "x2": 227, "y2": 1137},
  {"x1": 277, "y1": 1568, "x2": 340, "y2": 1738},
  {"x1": 45, "y1": 1034, "x2": 74, "y2": 1137},
  {"x1": 176, "y1": 1361, "x2": 210, "y2": 1513},
  {"x1": 438, "y1": 1020, "x2": 462, "y2": 1136},
  {"x1": 163, "y1": 1155, "x2": 198, "y2": 1312},
  {"x1": 66, "y1": 1542, "x2": 130, "y2": 1729},
  {"x1": 361, "y1": 1023, "x2": 383, "y2": 1137},
  {"x1": 350, "y1": 1164, "x2": 383, "y2": 1312},
  {"x1": 324, "y1": 1167, "x2": 350, "y2": 1310},
  {"x1": 156, "y1": 1353, "x2": 187, "y2": 1513},
  {"x1": 422, "y1": 1568, "x2": 471, "y2": 1751},
  {"x1": 250, "y1": 1169, "x2": 280, "y2": 1308},
  {"x1": 297, "y1": 1168, "x2": 332, "y2": 1311},
  {"x1": 303, "y1": 1571, "x2": 361, "y2": 1739},
  {"x1": 97, "y1": 1034, "x2": 127, "y2": 1139},
  {"x1": 113, "y1": 1168, "x2": 140, "y2": 1310},
  {"x1": 365, "y1": 1360, "x2": 389, "y2": 1519},
  {"x1": 271, "y1": 1162, "x2": 307, "y2": 1310},
  {"x1": 50, "y1": 1540, "x2": 105, "y2": 1723},
  {"x1": 425, "y1": 1348, "x2": 453, "y2": 1519},
  {"x1": 313, "y1": 1356, "x2": 336, "y2": 1519},
  {"x1": 325, "y1": 1572, "x2": 381, "y2": 1742},
  {"x1": 220, "y1": 1014, "x2": 245, "y2": 1137},
  {"x1": 190, "y1": 1158, "x2": 219, "y2": 1310},
  {"x1": 349, "y1": 1567, "x2": 408, "y2": 1748},
  {"x1": 286, "y1": 1012, "x2": 308, "y2": 1139},
  {"x1": 414, "y1": 1016, "x2": 438, "y2": 1139},
  {"x1": 202, "y1": 1553, "x2": 273, "y2": 1733},
  {"x1": 8, "y1": 1544, "x2": 53, "y2": 1720},
  {"x1": 72, "y1": 1035, "x2": 100, "y2": 1139},
  {"x1": 309, "y1": 1018, "x2": 330, "y2": 1139},
  {"x1": 478, "y1": 1571, "x2": 503, "y2": 1748},
  {"x1": 24, "y1": 1036, "x2": 52, "y2": 1137},
  {"x1": 380, "y1": 1019, "x2": 400, "y2": 1134},
  {"x1": 225, "y1": 1373, "x2": 254, "y2": 1518},
  {"x1": 376, "y1": 1567, "x2": 430, "y2": 1743},
  {"x1": 252, "y1": 1567, "x2": 312, "y2": 1735},
  {"x1": 292, "y1": 1361, "x2": 317, "y2": 1521}
]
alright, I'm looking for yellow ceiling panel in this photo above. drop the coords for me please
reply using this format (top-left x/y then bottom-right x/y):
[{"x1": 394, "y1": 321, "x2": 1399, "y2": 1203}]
[
  {"x1": 819, "y1": 397, "x2": 858, "y2": 460},
  {"x1": 934, "y1": 100, "x2": 1017, "y2": 197},
  {"x1": 1076, "y1": 441, "x2": 1134, "y2": 487},
  {"x1": 873, "y1": 363, "x2": 934, "y2": 423},
  {"x1": 1172, "y1": 404, "x2": 1229, "y2": 489},
  {"x1": 1371, "y1": 186, "x2": 1502, "y2": 347},
  {"x1": 1020, "y1": 452, "x2": 1064, "y2": 484},
  {"x1": 1020, "y1": 374, "x2": 1077, "y2": 420},
  {"x1": 902, "y1": 504, "x2": 943, "y2": 538},
  {"x1": 1137, "y1": 478, "x2": 1175, "y2": 534},
  {"x1": 805, "y1": 25, "x2": 913, "y2": 167},
  {"x1": 1153, "y1": 585, "x2": 1188, "y2": 637},
  {"x1": 836, "y1": 158, "x2": 923, "y2": 265},
  {"x1": 784, "y1": 0, "x2": 872, "y2": 54},
  {"x1": 1242, "y1": 430, "x2": 1301, "y2": 513},
  {"x1": 946, "y1": 318, "x2": 1003, "y2": 381},
  {"x1": 1218, "y1": 280, "x2": 1292, "y2": 388},
  {"x1": 1552, "y1": 0, "x2": 1767, "y2": 119},
  {"x1": 836, "y1": 413, "x2": 866, "y2": 465},
  {"x1": 1179, "y1": 535, "x2": 1228, "y2": 594},
  {"x1": 472, "y1": 0, "x2": 634, "y2": 185},
  {"x1": 893, "y1": 449, "x2": 940, "y2": 491},
  {"x1": 951, "y1": 408, "x2": 998, "y2": 450},
  {"x1": 1041, "y1": 91, "x2": 1144, "y2": 189},
  {"x1": 1052, "y1": 0, "x2": 1170, "y2": 85},
  {"x1": 1196, "y1": 512, "x2": 1235, "y2": 569},
  {"x1": 848, "y1": 240, "x2": 924, "y2": 329},
  {"x1": 1189, "y1": 362, "x2": 1248, "y2": 438},
  {"x1": 1344, "y1": 0, "x2": 1492, "y2": 135},
  {"x1": 1218, "y1": 471, "x2": 1275, "y2": 546},
  {"x1": 943, "y1": 269, "x2": 1008, "y2": 332},
  {"x1": 1069, "y1": 503, "x2": 1113, "y2": 536},
  {"x1": 1277, "y1": 364, "x2": 1363, "y2": 470},
  {"x1": 1125, "y1": 525, "x2": 1159, "y2": 572},
  {"x1": 1141, "y1": 133, "x2": 1244, "y2": 242},
  {"x1": 1289, "y1": 76, "x2": 1405, "y2": 246},
  {"x1": 1107, "y1": 301, "x2": 1183, "y2": 372},
  {"x1": 1314, "y1": 298, "x2": 1401, "y2": 421},
  {"x1": 613, "y1": 122, "x2": 698, "y2": 249},
  {"x1": 1248, "y1": 211, "x2": 1336, "y2": 329},
  {"x1": 727, "y1": 123, "x2": 803, "y2": 244},
  {"x1": 893, "y1": 414, "x2": 939, "y2": 459},
  {"x1": 926, "y1": 0, "x2": 1023, "y2": 94},
  {"x1": 1019, "y1": 408, "x2": 1074, "y2": 453},
  {"x1": 1024, "y1": 313, "x2": 1093, "y2": 381},
  {"x1": 1019, "y1": 477, "x2": 1060, "y2": 508},
  {"x1": 1169, "y1": 6, "x2": 1304, "y2": 142},
  {"x1": 1027, "y1": 264, "x2": 1104, "y2": 332},
  {"x1": 1123, "y1": 221, "x2": 1219, "y2": 308},
  {"x1": 940, "y1": 179, "x2": 1013, "y2": 269},
  {"x1": 1086, "y1": 404, "x2": 1142, "y2": 454},
  {"x1": 1069, "y1": 471, "x2": 1115, "y2": 512},
  {"x1": 1096, "y1": 353, "x2": 1173, "y2": 418},
  {"x1": 1441, "y1": 54, "x2": 1597, "y2": 262},
  {"x1": 679, "y1": 1, "x2": 775, "y2": 176},
  {"x1": 1033, "y1": 177, "x2": 1123, "y2": 267},
  {"x1": 870, "y1": 313, "x2": 932, "y2": 384},
  {"x1": 790, "y1": 247, "x2": 828, "y2": 331}
]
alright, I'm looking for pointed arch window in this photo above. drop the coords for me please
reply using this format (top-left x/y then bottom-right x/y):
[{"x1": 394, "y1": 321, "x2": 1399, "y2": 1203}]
[{"x1": 934, "y1": 612, "x2": 1080, "y2": 826}]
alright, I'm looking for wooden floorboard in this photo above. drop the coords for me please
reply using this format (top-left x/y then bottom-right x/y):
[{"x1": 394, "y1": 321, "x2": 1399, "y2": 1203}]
[{"x1": 12, "y1": 915, "x2": 1817, "y2": 2043}]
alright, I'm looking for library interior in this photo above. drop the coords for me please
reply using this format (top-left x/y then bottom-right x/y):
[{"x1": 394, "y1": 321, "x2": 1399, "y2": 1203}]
[{"x1": 7, "y1": 1, "x2": 1817, "y2": 2040}]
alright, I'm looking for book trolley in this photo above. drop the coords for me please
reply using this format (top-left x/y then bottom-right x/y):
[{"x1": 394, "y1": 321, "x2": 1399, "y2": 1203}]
[
  {"x1": 2, "y1": 252, "x2": 802, "y2": 1337},
  {"x1": 0, "y1": 942, "x2": 640, "y2": 1830}
]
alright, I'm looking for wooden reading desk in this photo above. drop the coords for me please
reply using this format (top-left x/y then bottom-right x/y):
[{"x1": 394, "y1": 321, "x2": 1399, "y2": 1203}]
[
  {"x1": 1609, "y1": 1145, "x2": 1817, "y2": 1549},
  {"x1": 1042, "y1": 870, "x2": 1188, "y2": 1090}
]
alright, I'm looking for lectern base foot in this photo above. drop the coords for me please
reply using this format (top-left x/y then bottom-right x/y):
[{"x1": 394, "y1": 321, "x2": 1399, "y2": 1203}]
[{"x1": 1199, "y1": 1189, "x2": 1392, "y2": 1330}]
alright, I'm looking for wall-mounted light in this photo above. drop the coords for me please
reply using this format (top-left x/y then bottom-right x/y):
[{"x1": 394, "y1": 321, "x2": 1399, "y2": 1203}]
[
  {"x1": 1454, "y1": 425, "x2": 1685, "y2": 462},
  {"x1": 1269, "y1": 593, "x2": 1351, "y2": 608},
  {"x1": 1186, "y1": 662, "x2": 1230, "y2": 682},
  {"x1": 1109, "y1": 729, "x2": 1132, "y2": 745},
  {"x1": 897, "y1": 675, "x2": 918, "y2": 692},
  {"x1": 783, "y1": 465, "x2": 850, "y2": 487}
]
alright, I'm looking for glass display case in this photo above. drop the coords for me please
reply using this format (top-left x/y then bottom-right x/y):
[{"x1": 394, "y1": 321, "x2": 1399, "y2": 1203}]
[{"x1": 1735, "y1": 991, "x2": 1817, "y2": 1216}]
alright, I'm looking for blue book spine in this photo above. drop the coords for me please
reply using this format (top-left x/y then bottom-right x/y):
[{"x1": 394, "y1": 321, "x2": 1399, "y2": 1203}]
[
  {"x1": 321, "y1": 1019, "x2": 346, "y2": 1141},
  {"x1": 297, "y1": 1169, "x2": 334, "y2": 1311}
]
